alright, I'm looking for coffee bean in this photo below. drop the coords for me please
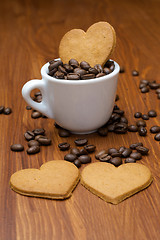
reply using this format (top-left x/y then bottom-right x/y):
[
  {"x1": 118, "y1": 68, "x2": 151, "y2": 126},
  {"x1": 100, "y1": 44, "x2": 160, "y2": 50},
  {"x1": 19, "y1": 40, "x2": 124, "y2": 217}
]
[
  {"x1": 54, "y1": 122, "x2": 61, "y2": 129},
  {"x1": 96, "y1": 73, "x2": 106, "y2": 78},
  {"x1": 136, "y1": 120, "x2": 146, "y2": 127},
  {"x1": 125, "y1": 158, "x2": 136, "y2": 163},
  {"x1": 94, "y1": 64, "x2": 103, "y2": 73},
  {"x1": 74, "y1": 68, "x2": 87, "y2": 76},
  {"x1": 142, "y1": 114, "x2": 149, "y2": 120},
  {"x1": 28, "y1": 140, "x2": 40, "y2": 147},
  {"x1": 120, "y1": 66, "x2": 125, "y2": 73},
  {"x1": 114, "y1": 123, "x2": 128, "y2": 134},
  {"x1": 49, "y1": 60, "x2": 63, "y2": 71},
  {"x1": 150, "y1": 125, "x2": 160, "y2": 133},
  {"x1": 111, "y1": 113, "x2": 121, "y2": 122},
  {"x1": 113, "y1": 109, "x2": 124, "y2": 116},
  {"x1": 115, "y1": 94, "x2": 119, "y2": 101},
  {"x1": 128, "y1": 125, "x2": 138, "y2": 132},
  {"x1": 35, "y1": 135, "x2": 44, "y2": 141},
  {"x1": 97, "y1": 127, "x2": 108, "y2": 136},
  {"x1": 67, "y1": 73, "x2": 80, "y2": 80},
  {"x1": 107, "y1": 124, "x2": 115, "y2": 132},
  {"x1": 157, "y1": 93, "x2": 160, "y2": 99},
  {"x1": 156, "y1": 88, "x2": 160, "y2": 94},
  {"x1": 99, "y1": 154, "x2": 112, "y2": 162},
  {"x1": 10, "y1": 144, "x2": 24, "y2": 152},
  {"x1": 78, "y1": 148, "x2": 88, "y2": 156},
  {"x1": 139, "y1": 83, "x2": 147, "y2": 89},
  {"x1": 48, "y1": 68, "x2": 57, "y2": 76},
  {"x1": 88, "y1": 67, "x2": 98, "y2": 75},
  {"x1": 148, "y1": 110, "x2": 157, "y2": 117},
  {"x1": 74, "y1": 159, "x2": 81, "y2": 168},
  {"x1": 84, "y1": 144, "x2": 96, "y2": 153},
  {"x1": 58, "y1": 65, "x2": 67, "y2": 75},
  {"x1": 109, "y1": 157, "x2": 122, "y2": 167},
  {"x1": 4, "y1": 107, "x2": 12, "y2": 115},
  {"x1": 111, "y1": 152, "x2": 122, "y2": 158},
  {"x1": 104, "y1": 60, "x2": 115, "y2": 71},
  {"x1": 33, "y1": 128, "x2": 45, "y2": 136},
  {"x1": 80, "y1": 61, "x2": 91, "y2": 70},
  {"x1": 54, "y1": 71, "x2": 65, "y2": 79},
  {"x1": 0, "y1": 106, "x2": 4, "y2": 114},
  {"x1": 63, "y1": 64, "x2": 73, "y2": 73},
  {"x1": 120, "y1": 117, "x2": 128, "y2": 124},
  {"x1": 58, "y1": 142, "x2": 70, "y2": 151},
  {"x1": 69, "y1": 59, "x2": 79, "y2": 68},
  {"x1": 26, "y1": 105, "x2": 32, "y2": 110},
  {"x1": 31, "y1": 111, "x2": 42, "y2": 119},
  {"x1": 136, "y1": 146, "x2": 149, "y2": 155},
  {"x1": 64, "y1": 153, "x2": 77, "y2": 162},
  {"x1": 130, "y1": 142, "x2": 143, "y2": 149},
  {"x1": 74, "y1": 138, "x2": 88, "y2": 146},
  {"x1": 95, "y1": 150, "x2": 108, "y2": 160},
  {"x1": 58, "y1": 129, "x2": 70, "y2": 137},
  {"x1": 118, "y1": 146, "x2": 126, "y2": 154},
  {"x1": 108, "y1": 148, "x2": 118, "y2": 155},
  {"x1": 141, "y1": 86, "x2": 149, "y2": 93},
  {"x1": 103, "y1": 67, "x2": 112, "y2": 75},
  {"x1": 81, "y1": 74, "x2": 95, "y2": 80},
  {"x1": 70, "y1": 148, "x2": 80, "y2": 156},
  {"x1": 134, "y1": 112, "x2": 142, "y2": 118},
  {"x1": 132, "y1": 70, "x2": 139, "y2": 76},
  {"x1": 78, "y1": 155, "x2": 91, "y2": 164},
  {"x1": 138, "y1": 126, "x2": 147, "y2": 136},
  {"x1": 130, "y1": 152, "x2": 142, "y2": 160},
  {"x1": 121, "y1": 148, "x2": 132, "y2": 158},
  {"x1": 27, "y1": 146, "x2": 40, "y2": 154},
  {"x1": 38, "y1": 137, "x2": 52, "y2": 146},
  {"x1": 24, "y1": 131, "x2": 35, "y2": 141},
  {"x1": 149, "y1": 82, "x2": 159, "y2": 89},
  {"x1": 140, "y1": 79, "x2": 149, "y2": 85},
  {"x1": 154, "y1": 133, "x2": 160, "y2": 141}
]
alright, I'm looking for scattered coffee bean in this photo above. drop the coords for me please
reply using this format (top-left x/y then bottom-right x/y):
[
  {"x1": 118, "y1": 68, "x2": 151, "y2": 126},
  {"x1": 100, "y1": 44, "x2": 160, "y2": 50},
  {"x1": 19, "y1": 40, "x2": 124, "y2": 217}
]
[
  {"x1": 74, "y1": 159, "x2": 81, "y2": 168},
  {"x1": 37, "y1": 137, "x2": 52, "y2": 146},
  {"x1": 128, "y1": 125, "x2": 138, "y2": 132},
  {"x1": 97, "y1": 127, "x2": 108, "y2": 136},
  {"x1": 149, "y1": 82, "x2": 159, "y2": 89},
  {"x1": 150, "y1": 126, "x2": 160, "y2": 133},
  {"x1": 84, "y1": 144, "x2": 96, "y2": 153},
  {"x1": 24, "y1": 131, "x2": 35, "y2": 141},
  {"x1": 58, "y1": 129, "x2": 70, "y2": 137},
  {"x1": 28, "y1": 140, "x2": 40, "y2": 147},
  {"x1": 35, "y1": 135, "x2": 44, "y2": 141},
  {"x1": 10, "y1": 144, "x2": 24, "y2": 152},
  {"x1": 130, "y1": 152, "x2": 142, "y2": 160},
  {"x1": 26, "y1": 106, "x2": 32, "y2": 110},
  {"x1": 0, "y1": 106, "x2": 5, "y2": 114},
  {"x1": 31, "y1": 111, "x2": 42, "y2": 119},
  {"x1": 136, "y1": 120, "x2": 146, "y2": 127},
  {"x1": 134, "y1": 112, "x2": 142, "y2": 118},
  {"x1": 78, "y1": 155, "x2": 91, "y2": 164},
  {"x1": 109, "y1": 157, "x2": 122, "y2": 167},
  {"x1": 95, "y1": 150, "x2": 108, "y2": 160},
  {"x1": 115, "y1": 94, "x2": 119, "y2": 101},
  {"x1": 139, "y1": 83, "x2": 147, "y2": 89},
  {"x1": 142, "y1": 114, "x2": 149, "y2": 120},
  {"x1": 140, "y1": 79, "x2": 149, "y2": 85},
  {"x1": 99, "y1": 154, "x2": 112, "y2": 162},
  {"x1": 141, "y1": 86, "x2": 149, "y2": 93},
  {"x1": 121, "y1": 148, "x2": 132, "y2": 158},
  {"x1": 58, "y1": 142, "x2": 70, "y2": 151},
  {"x1": 4, "y1": 107, "x2": 12, "y2": 115},
  {"x1": 132, "y1": 70, "x2": 139, "y2": 76},
  {"x1": 120, "y1": 117, "x2": 128, "y2": 124},
  {"x1": 70, "y1": 148, "x2": 80, "y2": 156},
  {"x1": 119, "y1": 66, "x2": 125, "y2": 73},
  {"x1": 74, "y1": 138, "x2": 88, "y2": 146},
  {"x1": 114, "y1": 122, "x2": 128, "y2": 134},
  {"x1": 118, "y1": 146, "x2": 126, "y2": 154},
  {"x1": 78, "y1": 148, "x2": 88, "y2": 155},
  {"x1": 125, "y1": 158, "x2": 136, "y2": 163},
  {"x1": 138, "y1": 126, "x2": 147, "y2": 136},
  {"x1": 154, "y1": 133, "x2": 160, "y2": 141},
  {"x1": 148, "y1": 110, "x2": 157, "y2": 117},
  {"x1": 130, "y1": 142, "x2": 143, "y2": 149},
  {"x1": 64, "y1": 153, "x2": 77, "y2": 162},
  {"x1": 108, "y1": 148, "x2": 118, "y2": 155},
  {"x1": 111, "y1": 152, "x2": 122, "y2": 158},
  {"x1": 33, "y1": 128, "x2": 45, "y2": 136},
  {"x1": 136, "y1": 146, "x2": 149, "y2": 155},
  {"x1": 27, "y1": 146, "x2": 40, "y2": 154}
]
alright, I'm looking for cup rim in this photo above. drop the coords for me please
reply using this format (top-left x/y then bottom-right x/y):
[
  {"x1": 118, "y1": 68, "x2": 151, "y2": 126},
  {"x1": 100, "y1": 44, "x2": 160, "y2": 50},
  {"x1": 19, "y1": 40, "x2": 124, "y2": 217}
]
[{"x1": 41, "y1": 59, "x2": 120, "y2": 85}]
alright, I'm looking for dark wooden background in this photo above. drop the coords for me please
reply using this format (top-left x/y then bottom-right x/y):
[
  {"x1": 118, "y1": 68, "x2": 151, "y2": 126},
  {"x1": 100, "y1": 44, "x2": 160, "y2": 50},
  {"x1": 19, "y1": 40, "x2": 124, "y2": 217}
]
[{"x1": 0, "y1": 0, "x2": 160, "y2": 239}]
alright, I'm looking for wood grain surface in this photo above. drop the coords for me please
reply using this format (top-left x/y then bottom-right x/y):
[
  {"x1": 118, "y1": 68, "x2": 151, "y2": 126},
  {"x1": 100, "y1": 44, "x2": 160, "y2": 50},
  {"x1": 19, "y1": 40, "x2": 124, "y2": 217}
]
[{"x1": 0, "y1": 0, "x2": 160, "y2": 239}]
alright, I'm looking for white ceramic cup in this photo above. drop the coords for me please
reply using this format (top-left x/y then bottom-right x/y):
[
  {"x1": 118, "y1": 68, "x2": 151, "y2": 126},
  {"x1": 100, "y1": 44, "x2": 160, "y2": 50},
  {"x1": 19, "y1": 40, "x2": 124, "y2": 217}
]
[{"x1": 22, "y1": 60, "x2": 120, "y2": 134}]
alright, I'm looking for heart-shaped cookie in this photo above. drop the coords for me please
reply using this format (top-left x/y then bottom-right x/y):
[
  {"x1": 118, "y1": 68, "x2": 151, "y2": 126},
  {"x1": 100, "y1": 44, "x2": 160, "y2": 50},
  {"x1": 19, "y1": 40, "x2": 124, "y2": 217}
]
[
  {"x1": 59, "y1": 22, "x2": 116, "y2": 67},
  {"x1": 81, "y1": 162, "x2": 152, "y2": 204},
  {"x1": 10, "y1": 160, "x2": 80, "y2": 199}
]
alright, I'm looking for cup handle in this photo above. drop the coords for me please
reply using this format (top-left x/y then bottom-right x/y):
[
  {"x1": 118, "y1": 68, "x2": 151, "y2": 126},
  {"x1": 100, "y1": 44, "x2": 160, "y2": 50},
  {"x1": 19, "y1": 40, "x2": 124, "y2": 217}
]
[{"x1": 22, "y1": 79, "x2": 54, "y2": 118}]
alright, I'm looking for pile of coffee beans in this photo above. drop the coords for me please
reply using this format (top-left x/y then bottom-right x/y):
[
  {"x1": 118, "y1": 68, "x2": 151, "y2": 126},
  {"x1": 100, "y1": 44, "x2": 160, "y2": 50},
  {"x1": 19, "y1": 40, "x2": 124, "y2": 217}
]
[
  {"x1": 26, "y1": 92, "x2": 47, "y2": 119},
  {"x1": 0, "y1": 106, "x2": 12, "y2": 115},
  {"x1": 95, "y1": 142, "x2": 149, "y2": 167},
  {"x1": 10, "y1": 128, "x2": 52, "y2": 154},
  {"x1": 58, "y1": 138, "x2": 96, "y2": 168},
  {"x1": 139, "y1": 79, "x2": 160, "y2": 95},
  {"x1": 48, "y1": 59, "x2": 115, "y2": 80}
]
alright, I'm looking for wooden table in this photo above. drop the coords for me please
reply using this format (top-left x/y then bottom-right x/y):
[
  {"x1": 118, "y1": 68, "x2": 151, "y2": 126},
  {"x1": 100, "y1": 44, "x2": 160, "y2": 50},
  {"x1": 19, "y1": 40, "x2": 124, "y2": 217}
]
[{"x1": 1, "y1": 0, "x2": 160, "y2": 239}]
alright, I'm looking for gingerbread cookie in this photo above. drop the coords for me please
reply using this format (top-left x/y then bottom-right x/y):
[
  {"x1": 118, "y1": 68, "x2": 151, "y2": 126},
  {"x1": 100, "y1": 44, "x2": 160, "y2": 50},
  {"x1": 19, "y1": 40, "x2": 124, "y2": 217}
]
[
  {"x1": 10, "y1": 160, "x2": 80, "y2": 199},
  {"x1": 59, "y1": 21, "x2": 116, "y2": 67},
  {"x1": 81, "y1": 162, "x2": 152, "y2": 204}
]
